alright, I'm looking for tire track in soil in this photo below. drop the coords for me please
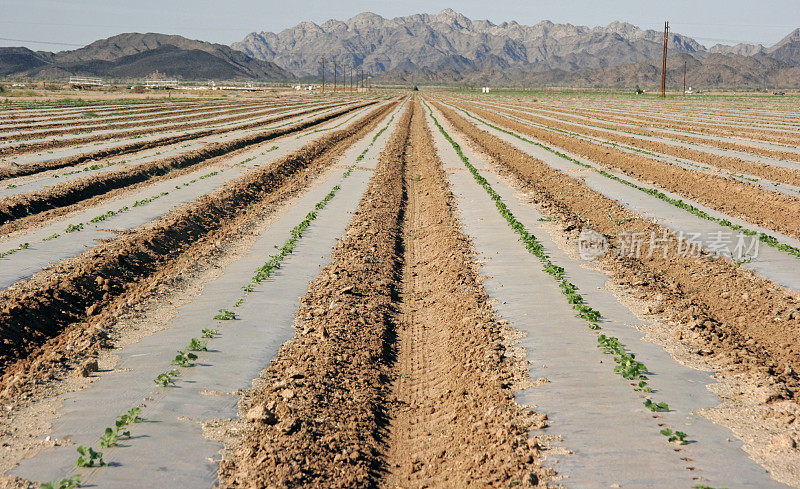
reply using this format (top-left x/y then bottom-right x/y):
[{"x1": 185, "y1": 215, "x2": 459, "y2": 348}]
[
  {"x1": 218, "y1": 100, "x2": 412, "y2": 489},
  {"x1": 217, "y1": 98, "x2": 552, "y2": 488},
  {"x1": 381, "y1": 99, "x2": 551, "y2": 488}
]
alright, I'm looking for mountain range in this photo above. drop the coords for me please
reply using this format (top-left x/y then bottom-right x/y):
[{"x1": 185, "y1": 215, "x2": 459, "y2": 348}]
[
  {"x1": 0, "y1": 33, "x2": 293, "y2": 80},
  {"x1": 1, "y1": 10, "x2": 799, "y2": 88},
  {"x1": 233, "y1": 9, "x2": 800, "y2": 88}
]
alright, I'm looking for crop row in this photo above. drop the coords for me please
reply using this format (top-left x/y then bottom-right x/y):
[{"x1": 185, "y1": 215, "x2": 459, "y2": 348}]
[
  {"x1": 39, "y1": 108, "x2": 394, "y2": 487},
  {"x1": 446, "y1": 102, "x2": 800, "y2": 261},
  {"x1": 425, "y1": 101, "x2": 694, "y2": 450}
]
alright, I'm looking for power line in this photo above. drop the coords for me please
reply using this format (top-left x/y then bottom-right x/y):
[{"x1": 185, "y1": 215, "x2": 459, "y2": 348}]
[
  {"x1": 0, "y1": 20, "x2": 258, "y2": 32},
  {"x1": 0, "y1": 37, "x2": 83, "y2": 47}
]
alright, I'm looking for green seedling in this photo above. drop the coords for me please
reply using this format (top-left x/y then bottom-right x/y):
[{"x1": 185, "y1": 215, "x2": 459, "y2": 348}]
[
  {"x1": 213, "y1": 309, "x2": 236, "y2": 320},
  {"x1": 65, "y1": 223, "x2": 84, "y2": 233},
  {"x1": 154, "y1": 369, "x2": 180, "y2": 386},
  {"x1": 692, "y1": 485, "x2": 729, "y2": 489},
  {"x1": 171, "y1": 350, "x2": 198, "y2": 367},
  {"x1": 99, "y1": 426, "x2": 129, "y2": 447},
  {"x1": 644, "y1": 399, "x2": 669, "y2": 412},
  {"x1": 40, "y1": 475, "x2": 82, "y2": 489},
  {"x1": 660, "y1": 428, "x2": 688, "y2": 444},
  {"x1": 117, "y1": 407, "x2": 142, "y2": 426},
  {"x1": 187, "y1": 338, "x2": 207, "y2": 351},
  {"x1": 634, "y1": 380, "x2": 653, "y2": 393},
  {"x1": 201, "y1": 328, "x2": 218, "y2": 338},
  {"x1": 75, "y1": 445, "x2": 105, "y2": 467}
]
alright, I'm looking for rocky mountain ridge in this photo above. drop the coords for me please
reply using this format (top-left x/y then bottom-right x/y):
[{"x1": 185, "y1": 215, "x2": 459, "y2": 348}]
[{"x1": 0, "y1": 33, "x2": 294, "y2": 80}]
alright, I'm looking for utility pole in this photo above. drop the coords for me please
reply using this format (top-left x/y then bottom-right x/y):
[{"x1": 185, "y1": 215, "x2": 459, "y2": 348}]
[
  {"x1": 333, "y1": 61, "x2": 338, "y2": 92},
  {"x1": 319, "y1": 57, "x2": 326, "y2": 92},
  {"x1": 683, "y1": 60, "x2": 687, "y2": 94},
  {"x1": 349, "y1": 66, "x2": 353, "y2": 91},
  {"x1": 661, "y1": 21, "x2": 669, "y2": 98}
]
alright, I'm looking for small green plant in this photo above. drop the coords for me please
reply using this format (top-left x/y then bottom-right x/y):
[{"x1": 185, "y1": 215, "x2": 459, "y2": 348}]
[
  {"x1": 644, "y1": 399, "x2": 669, "y2": 412},
  {"x1": 75, "y1": 445, "x2": 105, "y2": 467},
  {"x1": 213, "y1": 309, "x2": 236, "y2": 320},
  {"x1": 187, "y1": 338, "x2": 207, "y2": 351},
  {"x1": 154, "y1": 369, "x2": 180, "y2": 386},
  {"x1": 99, "y1": 426, "x2": 128, "y2": 448},
  {"x1": 40, "y1": 475, "x2": 82, "y2": 489},
  {"x1": 692, "y1": 485, "x2": 728, "y2": 489},
  {"x1": 660, "y1": 428, "x2": 688, "y2": 444},
  {"x1": 171, "y1": 350, "x2": 198, "y2": 367},
  {"x1": 65, "y1": 223, "x2": 84, "y2": 233},
  {"x1": 117, "y1": 407, "x2": 142, "y2": 426},
  {"x1": 201, "y1": 328, "x2": 218, "y2": 338}
]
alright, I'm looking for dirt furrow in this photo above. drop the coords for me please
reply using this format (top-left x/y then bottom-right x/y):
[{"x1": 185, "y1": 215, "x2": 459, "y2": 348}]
[
  {"x1": 218, "y1": 100, "x2": 412, "y2": 489},
  {"x1": 433, "y1": 98, "x2": 800, "y2": 483},
  {"x1": 431, "y1": 100, "x2": 800, "y2": 430},
  {"x1": 0, "y1": 102, "x2": 347, "y2": 180},
  {"x1": 0, "y1": 103, "x2": 327, "y2": 156},
  {"x1": 0, "y1": 102, "x2": 374, "y2": 230},
  {"x1": 381, "y1": 99, "x2": 550, "y2": 488},
  {"x1": 0, "y1": 101, "x2": 397, "y2": 401},
  {"x1": 0, "y1": 100, "x2": 272, "y2": 134},
  {"x1": 448, "y1": 100, "x2": 800, "y2": 242},
  {"x1": 482, "y1": 100, "x2": 800, "y2": 179},
  {"x1": 216, "y1": 98, "x2": 550, "y2": 489}
]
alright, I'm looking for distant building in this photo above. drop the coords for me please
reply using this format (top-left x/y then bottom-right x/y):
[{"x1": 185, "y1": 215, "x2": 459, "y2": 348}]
[
  {"x1": 69, "y1": 76, "x2": 104, "y2": 89},
  {"x1": 143, "y1": 71, "x2": 178, "y2": 89},
  {"x1": 481, "y1": 87, "x2": 491, "y2": 93}
]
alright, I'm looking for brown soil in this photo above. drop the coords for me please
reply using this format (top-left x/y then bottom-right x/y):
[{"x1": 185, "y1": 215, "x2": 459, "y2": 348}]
[
  {"x1": 0, "y1": 102, "x2": 373, "y2": 227},
  {"x1": 0, "y1": 101, "x2": 397, "y2": 402},
  {"x1": 0, "y1": 101, "x2": 346, "y2": 180},
  {"x1": 502, "y1": 98, "x2": 800, "y2": 147},
  {"x1": 0, "y1": 100, "x2": 275, "y2": 134},
  {"x1": 484, "y1": 101, "x2": 800, "y2": 186},
  {"x1": 382, "y1": 99, "x2": 551, "y2": 487},
  {"x1": 217, "y1": 98, "x2": 553, "y2": 488},
  {"x1": 451, "y1": 100, "x2": 800, "y2": 242},
  {"x1": 431, "y1": 98, "x2": 800, "y2": 402},
  {"x1": 0, "y1": 101, "x2": 345, "y2": 157},
  {"x1": 218, "y1": 100, "x2": 412, "y2": 489}
]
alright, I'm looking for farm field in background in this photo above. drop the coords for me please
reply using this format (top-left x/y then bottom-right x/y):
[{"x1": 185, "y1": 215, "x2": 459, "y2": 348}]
[{"x1": 0, "y1": 88, "x2": 798, "y2": 489}]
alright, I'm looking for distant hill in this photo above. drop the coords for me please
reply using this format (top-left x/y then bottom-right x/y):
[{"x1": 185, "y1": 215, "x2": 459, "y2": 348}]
[
  {"x1": 377, "y1": 53, "x2": 800, "y2": 89},
  {"x1": 232, "y1": 9, "x2": 706, "y2": 78},
  {"x1": 0, "y1": 33, "x2": 294, "y2": 80},
  {"x1": 233, "y1": 9, "x2": 800, "y2": 88}
]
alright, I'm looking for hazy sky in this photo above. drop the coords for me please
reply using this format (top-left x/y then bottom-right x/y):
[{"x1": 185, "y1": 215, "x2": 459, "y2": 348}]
[{"x1": 2, "y1": 0, "x2": 798, "y2": 51}]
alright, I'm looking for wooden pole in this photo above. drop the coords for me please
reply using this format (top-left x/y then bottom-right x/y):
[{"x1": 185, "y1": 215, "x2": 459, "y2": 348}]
[
  {"x1": 319, "y1": 58, "x2": 326, "y2": 92},
  {"x1": 683, "y1": 60, "x2": 687, "y2": 93},
  {"x1": 661, "y1": 21, "x2": 669, "y2": 97}
]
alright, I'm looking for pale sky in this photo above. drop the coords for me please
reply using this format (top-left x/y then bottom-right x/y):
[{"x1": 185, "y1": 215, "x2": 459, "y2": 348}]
[{"x1": 1, "y1": 0, "x2": 798, "y2": 52}]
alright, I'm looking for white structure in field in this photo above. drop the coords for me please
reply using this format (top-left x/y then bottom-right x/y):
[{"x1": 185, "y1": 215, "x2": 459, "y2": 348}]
[
  {"x1": 69, "y1": 76, "x2": 104, "y2": 88},
  {"x1": 481, "y1": 87, "x2": 491, "y2": 93}
]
